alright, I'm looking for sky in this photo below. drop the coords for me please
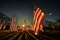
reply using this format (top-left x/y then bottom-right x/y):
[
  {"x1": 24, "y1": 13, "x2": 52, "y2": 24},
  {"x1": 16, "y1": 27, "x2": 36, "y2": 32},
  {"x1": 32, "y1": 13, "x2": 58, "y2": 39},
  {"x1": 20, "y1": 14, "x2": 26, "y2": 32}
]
[
  {"x1": 0, "y1": 0, "x2": 60, "y2": 25},
  {"x1": 34, "y1": 0, "x2": 60, "y2": 22},
  {"x1": 0, "y1": 0, "x2": 33, "y2": 25}
]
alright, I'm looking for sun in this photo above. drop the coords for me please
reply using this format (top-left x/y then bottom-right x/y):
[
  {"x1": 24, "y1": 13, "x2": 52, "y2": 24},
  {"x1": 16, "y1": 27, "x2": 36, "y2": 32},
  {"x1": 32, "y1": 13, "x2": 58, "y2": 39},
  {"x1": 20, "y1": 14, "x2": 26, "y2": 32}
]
[{"x1": 22, "y1": 24, "x2": 25, "y2": 27}]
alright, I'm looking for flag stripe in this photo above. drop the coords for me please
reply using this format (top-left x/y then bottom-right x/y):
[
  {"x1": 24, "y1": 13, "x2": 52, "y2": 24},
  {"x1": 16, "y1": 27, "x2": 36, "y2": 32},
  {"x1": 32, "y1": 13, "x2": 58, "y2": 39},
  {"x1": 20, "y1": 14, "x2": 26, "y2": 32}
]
[
  {"x1": 34, "y1": 10, "x2": 41, "y2": 30},
  {"x1": 35, "y1": 12, "x2": 45, "y2": 33},
  {"x1": 34, "y1": 8, "x2": 40, "y2": 25},
  {"x1": 35, "y1": 10, "x2": 42, "y2": 31},
  {"x1": 34, "y1": 8, "x2": 40, "y2": 29}
]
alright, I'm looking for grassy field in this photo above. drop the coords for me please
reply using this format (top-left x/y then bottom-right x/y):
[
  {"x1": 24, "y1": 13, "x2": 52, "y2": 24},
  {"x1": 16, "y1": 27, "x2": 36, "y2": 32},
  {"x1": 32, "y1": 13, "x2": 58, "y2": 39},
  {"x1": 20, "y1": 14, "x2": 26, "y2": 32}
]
[{"x1": 0, "y1": 30, "x2": 58, "y2": 40}]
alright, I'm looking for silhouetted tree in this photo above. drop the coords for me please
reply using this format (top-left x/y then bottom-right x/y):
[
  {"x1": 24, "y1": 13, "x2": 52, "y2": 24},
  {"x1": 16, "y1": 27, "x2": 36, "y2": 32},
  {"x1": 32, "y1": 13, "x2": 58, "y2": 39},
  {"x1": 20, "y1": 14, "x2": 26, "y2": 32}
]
[
  {"x1": 0, "y1": 12, "x2": 11, "y2": 24},
  {"x1": 0, "y1": 12, "x2": 5, "y2": 23},
  {"x1": 44, "y1": 20, "x2": 55, "y2": 30},
  {"x1": 55, "y1": 19, "x2": 60, "y2": 31}
]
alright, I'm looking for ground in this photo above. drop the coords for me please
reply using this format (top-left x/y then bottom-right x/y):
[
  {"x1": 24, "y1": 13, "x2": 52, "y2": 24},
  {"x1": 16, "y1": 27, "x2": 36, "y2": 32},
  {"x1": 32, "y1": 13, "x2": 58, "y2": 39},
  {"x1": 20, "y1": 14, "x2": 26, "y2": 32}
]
[{"x1": 0, "y1": 30, "x2": 59, "y2": 40}]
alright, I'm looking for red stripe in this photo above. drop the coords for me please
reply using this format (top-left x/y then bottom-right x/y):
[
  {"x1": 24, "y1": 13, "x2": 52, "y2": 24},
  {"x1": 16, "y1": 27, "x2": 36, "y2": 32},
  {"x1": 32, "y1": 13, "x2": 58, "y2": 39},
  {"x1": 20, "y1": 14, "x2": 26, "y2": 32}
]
[
  {"x1": 36, "y1": 10, "x2": 42, "y2": 27},
  {"x1": 34, "y1": 10, "x2": 40, "y2": 30},
  {"x1": 34, "y1": 8, "x2": 40, "y2": 29},
  {"x1": 35, "y1": 10, "x2": 42, "y2": 31},
  {"x1": 35, "y1": 12, "x2": 45, "y2": 34},
  {"x1": 34, "y1": 8, "x2": 40, "y2": 24},
  {"x1": 35, "y1": 11, "x2": 43, "y2": 33}
]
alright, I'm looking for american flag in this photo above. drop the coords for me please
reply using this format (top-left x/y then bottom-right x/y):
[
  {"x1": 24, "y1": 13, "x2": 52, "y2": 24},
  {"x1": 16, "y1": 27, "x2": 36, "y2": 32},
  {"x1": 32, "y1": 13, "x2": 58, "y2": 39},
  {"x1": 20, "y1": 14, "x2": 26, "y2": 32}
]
[{"x1": 34, "y1": 8, "x2": 45, "y2": 35}]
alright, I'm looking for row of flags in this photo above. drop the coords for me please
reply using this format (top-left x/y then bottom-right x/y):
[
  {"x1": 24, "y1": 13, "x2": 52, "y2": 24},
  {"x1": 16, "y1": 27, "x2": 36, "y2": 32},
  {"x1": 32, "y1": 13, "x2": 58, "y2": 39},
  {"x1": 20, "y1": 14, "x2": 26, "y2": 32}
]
[
  {"x1": 0, "y1": 5, "x2": 45, "y2": 35},
  {"x1": 10, "y1": 17, "x2": 17, "y2": 31},
  {"x1": 34, "y1": 8, "x2": 45, "y2": 35}
]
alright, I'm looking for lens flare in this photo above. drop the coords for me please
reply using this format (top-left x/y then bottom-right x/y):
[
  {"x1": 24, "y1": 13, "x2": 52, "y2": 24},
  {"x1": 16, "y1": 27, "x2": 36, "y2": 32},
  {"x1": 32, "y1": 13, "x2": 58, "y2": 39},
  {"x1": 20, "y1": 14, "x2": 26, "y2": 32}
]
[{"x1": 22, "y1": 24, "x2": 25, "y2": 27}]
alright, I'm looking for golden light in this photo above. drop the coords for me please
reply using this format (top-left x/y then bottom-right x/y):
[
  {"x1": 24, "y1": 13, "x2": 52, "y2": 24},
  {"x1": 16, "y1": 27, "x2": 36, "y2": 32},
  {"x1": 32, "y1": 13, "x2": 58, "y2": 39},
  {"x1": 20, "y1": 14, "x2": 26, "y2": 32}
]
[
  {"x1": 35, "y1": 32, "x2": 38, "y2": 35},
  {"x1": 22, "y1": 24, "x2": 25, "y2": 27}
]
